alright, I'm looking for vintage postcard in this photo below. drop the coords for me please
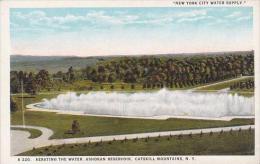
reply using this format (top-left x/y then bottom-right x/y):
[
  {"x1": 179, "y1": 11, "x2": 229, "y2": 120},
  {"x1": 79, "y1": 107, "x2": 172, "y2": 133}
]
[{"x1": 0, "y1": 0, "x2": 259, "y2": 164}]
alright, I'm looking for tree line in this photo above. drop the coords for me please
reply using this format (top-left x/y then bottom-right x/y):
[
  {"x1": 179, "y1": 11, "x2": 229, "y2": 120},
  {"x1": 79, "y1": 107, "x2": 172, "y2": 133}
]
[
  {"x1": 81, "y1": 52, "x2": 254, "y2": 88},
  {"x1": 10, "y1": 52, "x2": 254, "y2": 94},
  {"x1": 230, "y1": 79, "x2": 254, "y2": 90}
]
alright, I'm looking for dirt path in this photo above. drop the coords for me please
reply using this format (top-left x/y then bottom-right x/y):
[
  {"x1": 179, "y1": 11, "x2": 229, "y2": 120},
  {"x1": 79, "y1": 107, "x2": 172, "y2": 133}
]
[
  {"x1": 11, "y1": 125, "x2": 53, "y2": 156},
  {"x1": 190, "y1": 76, "x2": 253, "y2": 91}
]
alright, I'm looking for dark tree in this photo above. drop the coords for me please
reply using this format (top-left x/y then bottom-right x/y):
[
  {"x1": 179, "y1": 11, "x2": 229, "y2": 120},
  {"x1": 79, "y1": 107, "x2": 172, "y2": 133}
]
[
  {"x1": 35, "y1": 69, "x2": 51, "y2": 89},
  {"x1": 67, "y1": 66, "x2": 75, "y2": 83},
  {"x1": 10, "y1": 98, "x2": 18, "y2": 112}
]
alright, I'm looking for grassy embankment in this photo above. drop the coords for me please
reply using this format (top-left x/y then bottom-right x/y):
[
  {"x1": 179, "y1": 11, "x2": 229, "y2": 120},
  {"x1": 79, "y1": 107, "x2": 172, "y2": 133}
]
[
  {"x1": 196, "y1": 76, "x2": 253, "y2": 90},
  {"x1": 43, "y1": 80, "x2": 195, "y2": 93},
  {"x1": 20, "y1": 130, "x2": 254, "y2": 156},
  {"x1": 195, "y1": 77, "x2": 254, "y2": 97}
]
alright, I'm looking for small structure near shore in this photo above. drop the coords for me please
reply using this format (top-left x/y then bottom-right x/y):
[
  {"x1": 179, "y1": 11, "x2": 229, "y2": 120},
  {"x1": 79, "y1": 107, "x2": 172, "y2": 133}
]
[{"x1": 65, "y1": 120, "x2": 80, "y2": 134}]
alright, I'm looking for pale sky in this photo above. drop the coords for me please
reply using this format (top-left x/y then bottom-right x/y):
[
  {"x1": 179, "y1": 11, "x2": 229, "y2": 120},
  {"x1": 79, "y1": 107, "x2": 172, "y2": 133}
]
[{"x1": 10, "y1": 7, "x2": 253, "y2": 57}]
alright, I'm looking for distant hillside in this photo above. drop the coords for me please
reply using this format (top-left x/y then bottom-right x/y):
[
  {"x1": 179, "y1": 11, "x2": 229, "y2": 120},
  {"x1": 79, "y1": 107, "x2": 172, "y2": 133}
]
[{"x1": 11, "y1": 55, "x2": 102, "y2": 73}]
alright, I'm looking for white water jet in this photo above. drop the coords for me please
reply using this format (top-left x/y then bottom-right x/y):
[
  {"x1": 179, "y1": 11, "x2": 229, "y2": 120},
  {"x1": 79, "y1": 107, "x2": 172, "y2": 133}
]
[{"x1": 40, "y1": 89, "x2": 254, "y2": 118}]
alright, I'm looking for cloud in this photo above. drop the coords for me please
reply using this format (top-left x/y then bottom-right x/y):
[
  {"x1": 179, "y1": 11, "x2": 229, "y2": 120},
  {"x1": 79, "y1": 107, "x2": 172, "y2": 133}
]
[
  {"x1": 235, "y1": 16, "x2": 251, "y2": 22},
  {"x1": 14, "y1": 10, "x2": 46, "y2": 19},
  {"x1": 224, "y1": 11, "x2": 252, "y2": 23},
  {"x1": 86, "y1": 11, "x2": 122, "y2": 24},
  {"x1": 52, "y1": 14, "x2": 86, "y2": 24},
  {"x1": 12, "y1": 9, "x2": 211, "y2": 30},
  {"x1": 176, "y1": 9, "x2": 207, "y2": 18},
  {"x1": 10, "y1": 8, "x2": 253, "y2": 56},
  {"x1": 225, "y1": 11, "x2": 242, "y2": 18},
  {"x1": 12, "y1": 9, "x2": 253, "y2": 31},
  {"x1": 126, "y1": 9, "x2": 209, "y2": 25},
  {"x1": 11, "y1": 10, "x2": 142, "y2": 31},
  {"x1": 177, "y1": 16, "x2": 214, "y2": 23},
  {"x1": 12, "y1": 10, "x2": 70, "y2": 30},
  {"x1": 206, "y1": 18, "x2": 228, "y2": 26}
]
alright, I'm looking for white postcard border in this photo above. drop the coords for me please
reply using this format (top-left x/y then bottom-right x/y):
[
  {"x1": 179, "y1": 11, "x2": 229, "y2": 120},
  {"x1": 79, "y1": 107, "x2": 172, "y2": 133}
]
[{"x1": 1, "y1": 0, "x2": 259, "y2": 164}]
